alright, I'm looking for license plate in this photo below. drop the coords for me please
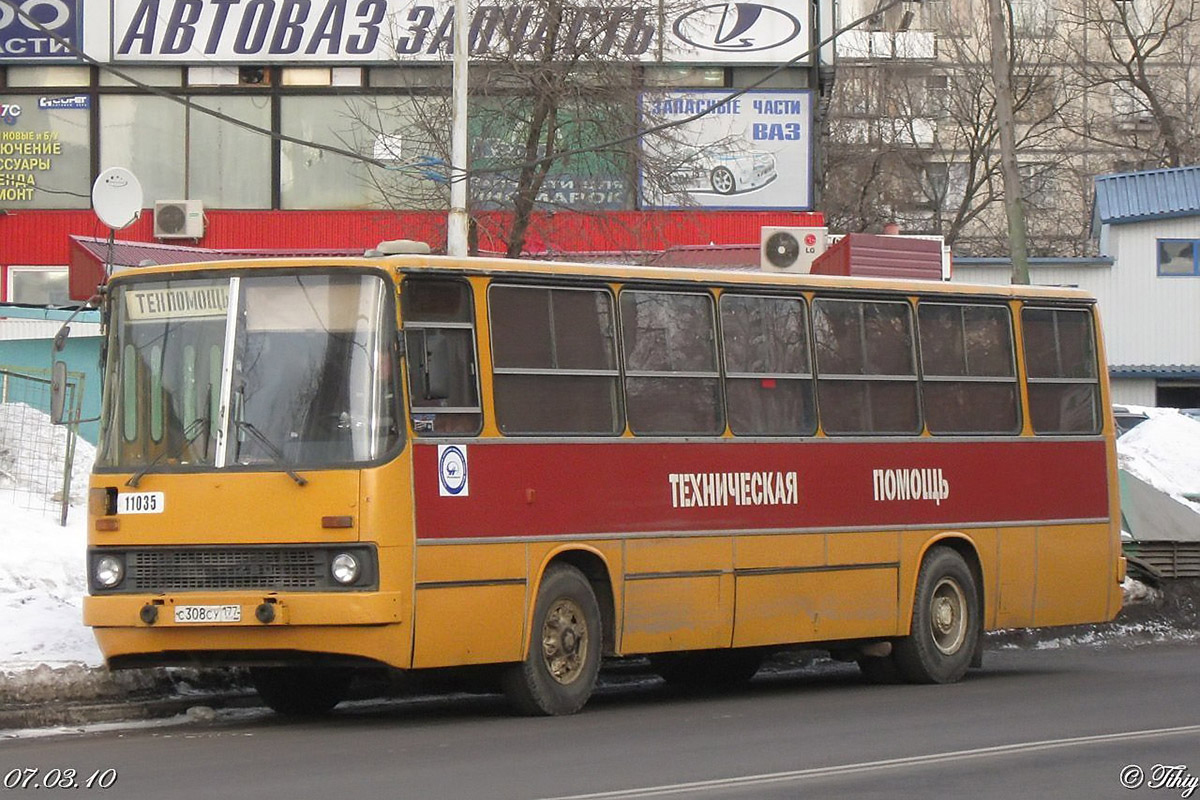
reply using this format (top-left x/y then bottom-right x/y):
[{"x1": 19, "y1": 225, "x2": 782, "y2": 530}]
[
  {"x1": 117, "y1": 491, "x2": 165, "y2": 514},
  {"x1": 174, "y1": 605, "x2": 241, "y2": 624}
]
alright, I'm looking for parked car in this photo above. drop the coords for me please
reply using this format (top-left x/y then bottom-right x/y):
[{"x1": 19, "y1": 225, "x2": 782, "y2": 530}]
[
  {"x1": 665, "y1": 147, "x2": 777, "y2": 196},
  {"x1": 1113, "y1": 404, "x2": 1149, "y2": 437}
]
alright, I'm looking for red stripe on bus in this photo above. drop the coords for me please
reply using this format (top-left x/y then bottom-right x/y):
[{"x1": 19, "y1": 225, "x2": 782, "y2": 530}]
[{"x1": 413, "y1": 439, "x2": 1110, "y2": 540}]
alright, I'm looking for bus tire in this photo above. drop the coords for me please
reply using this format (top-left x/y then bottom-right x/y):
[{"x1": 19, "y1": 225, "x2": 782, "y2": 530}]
[
  {"x1": 250, "y1": 666, "x2": 350, "y2": 716},
  {"x1": 502, "y1": 564, "x2": 601, "y2": 716},
  {"x1": 893, "y1": 547, "x2": 980, "y2": 684}
]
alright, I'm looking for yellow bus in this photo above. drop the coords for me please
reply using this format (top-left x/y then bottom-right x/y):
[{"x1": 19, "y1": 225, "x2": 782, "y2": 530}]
[{"x1": 76, "y1": 244, "x2": 1124, "y2": 716}]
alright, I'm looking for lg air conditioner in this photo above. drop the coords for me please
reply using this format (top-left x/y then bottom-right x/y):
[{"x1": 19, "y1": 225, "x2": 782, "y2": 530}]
[
  {"x1": 154, "y1": 200, "x2": 205, "y2": 239},
  {"x1": 760, "y1": 226, "x2": 827, "y2": 272}
]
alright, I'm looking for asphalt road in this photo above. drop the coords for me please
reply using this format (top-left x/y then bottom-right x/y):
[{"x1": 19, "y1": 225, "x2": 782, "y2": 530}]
[{"x1": 3, "y1": 644, "x2": 1199, "y2": 800}]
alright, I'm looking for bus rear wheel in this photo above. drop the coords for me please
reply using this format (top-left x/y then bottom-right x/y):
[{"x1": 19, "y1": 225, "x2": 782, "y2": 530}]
[
  {"x1": 250, "y1": 666, "x2": 351, "y2": 716},
  {"x1": 893, "y1": 547, "x2": 980, "y2": 684},
  {"x1": 502, "y1": 564, "x2": 602, "y2": 716}
]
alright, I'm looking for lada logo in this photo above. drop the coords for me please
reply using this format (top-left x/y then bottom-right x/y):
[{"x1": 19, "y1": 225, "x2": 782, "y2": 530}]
[
  {"x1": 0, "y1": 0, "x2": 74, "y2": 32},
  {"x1": 673, "y1": 2, "x2": 802, "y2": 53}
]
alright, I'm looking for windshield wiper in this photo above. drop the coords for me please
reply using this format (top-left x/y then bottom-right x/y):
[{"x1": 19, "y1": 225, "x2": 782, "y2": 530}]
[
  {"x1": 126, "y1": 417, "x2": 209, "y2": 488},
  {"x1": 233, "y1": 420, "x2": 308, "y2": 486}
]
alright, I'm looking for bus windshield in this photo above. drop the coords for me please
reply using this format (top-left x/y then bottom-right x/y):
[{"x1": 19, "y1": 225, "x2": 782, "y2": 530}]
[{"x1": 97, "y1": 271, "x2": 400, "y2": 473}]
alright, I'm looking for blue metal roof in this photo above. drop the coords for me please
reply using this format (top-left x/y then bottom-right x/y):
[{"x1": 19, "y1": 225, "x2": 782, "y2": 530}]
[
  {"x1": 1110, "y1": 364, "x2": 1200, "y2": 379},
  {"x1": 1094, "y1": 166, "x2": 1200, "y2": 226}
]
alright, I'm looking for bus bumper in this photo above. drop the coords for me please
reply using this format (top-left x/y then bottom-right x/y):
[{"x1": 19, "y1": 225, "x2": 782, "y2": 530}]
[{"x1": 84, "y1": 591, "x2": 410, "y2": 668}]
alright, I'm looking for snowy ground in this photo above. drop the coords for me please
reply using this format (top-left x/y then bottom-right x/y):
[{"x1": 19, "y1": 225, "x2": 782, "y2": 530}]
[{"x1": 0, "y1": 405, "x2": 1199, "y2": 698}]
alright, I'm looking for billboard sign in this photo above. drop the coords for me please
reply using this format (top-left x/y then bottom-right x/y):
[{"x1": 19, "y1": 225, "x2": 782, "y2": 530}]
[
  {"x1": 470, "y1": 103, "x2": 631, "y2": 211},
  {"x1": 110, "y1": 0, "x2": 811, "y2": 65},
  {"x1": 0, "y1": 0, "x2": 82, "y2": 61},
  {"x1": 640, "y1": 89, "x2": 813, "y2": 210}
]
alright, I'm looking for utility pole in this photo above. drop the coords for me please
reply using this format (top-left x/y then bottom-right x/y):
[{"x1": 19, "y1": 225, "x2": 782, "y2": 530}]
[
  {"x1": 446, "y1": 0, "x2": 470, "y2": 257},
  {"x1": 985, "y1": 0, "x2": 1030, "y2": 284}
]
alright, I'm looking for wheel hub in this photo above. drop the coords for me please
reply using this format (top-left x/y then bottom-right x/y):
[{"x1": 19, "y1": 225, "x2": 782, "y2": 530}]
[
  {"x1": 929, "y1": 577, "x2": 967, "y2": 655},
  {"x1": 541, "y1": 598, "x2": 587, "y2": 685}
]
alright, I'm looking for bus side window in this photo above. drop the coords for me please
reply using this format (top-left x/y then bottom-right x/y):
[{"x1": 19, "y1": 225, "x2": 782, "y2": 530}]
[
  {"x1": 620, "y1": 289, "x2": 723, "y2": 435},
  {"x1": 401, "y1": 279, "x2": 483, "y2": 436},
  {"x1": 918, "y1": 302, "x2": 1020, "y2": 435},
  {"x1": 813, "y1": 298, "x2": 921, "y2": 435},
  {"x1": 1022, "y1": 307, "x2": 1101, "y2": 434},
  {"x1": 720, "y1": 293, "x2": 816, "y2": 436}
]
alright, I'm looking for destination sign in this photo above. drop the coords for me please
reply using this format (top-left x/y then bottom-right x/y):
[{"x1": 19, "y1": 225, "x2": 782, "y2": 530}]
[{"x1": 125, "y1": 285, "x2": 230, "y2": 321}]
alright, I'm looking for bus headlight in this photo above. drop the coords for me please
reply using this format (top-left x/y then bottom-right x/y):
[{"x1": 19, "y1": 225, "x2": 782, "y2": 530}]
[
  {"x1": 94, "y1": 555, "x2": 125, "y2": 589},
  {"x1": 331, "y1": 552, "x2": 360, "y2": 585}
]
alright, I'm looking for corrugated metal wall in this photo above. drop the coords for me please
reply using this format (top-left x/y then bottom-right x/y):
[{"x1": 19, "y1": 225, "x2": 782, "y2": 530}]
[
  {"x1": 1111, "y1": 379, "x2": 1158, "y2": 406},
  {"x1": 1107, "y1": 218, "x2": 1200, "y2": 368}
]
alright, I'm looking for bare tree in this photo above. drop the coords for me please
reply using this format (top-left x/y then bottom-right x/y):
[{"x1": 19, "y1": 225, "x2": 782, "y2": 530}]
[
  {"x1": 1059, "y1": 0, "x2": 1200, "y2": 169},
  {"x1": 346, "y1": 0, "x2": 707, "y2": 257},
  {"x1": 822, "y1": 0, "x2": 1089, "y2": 257}
]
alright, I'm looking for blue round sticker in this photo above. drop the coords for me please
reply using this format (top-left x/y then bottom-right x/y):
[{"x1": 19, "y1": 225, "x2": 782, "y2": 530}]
[{"x1": 438, "y1": 445, "x2": 468, "y2": 495}]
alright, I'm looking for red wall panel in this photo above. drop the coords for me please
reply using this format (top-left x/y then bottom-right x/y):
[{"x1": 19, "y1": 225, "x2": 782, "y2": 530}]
[{"x1": 2, "y1": 208, "x2": 825, "y2": 300}]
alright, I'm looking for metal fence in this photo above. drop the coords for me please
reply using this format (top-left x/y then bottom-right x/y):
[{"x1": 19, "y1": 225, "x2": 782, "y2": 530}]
[{"x1": 0, "y1": 367, "x2": 86, "y2": 525}]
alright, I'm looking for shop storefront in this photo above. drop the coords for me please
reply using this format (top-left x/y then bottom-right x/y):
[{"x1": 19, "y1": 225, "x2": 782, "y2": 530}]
[{"x1": 0, "y1": 0, "x2": 823, "y2": 301}]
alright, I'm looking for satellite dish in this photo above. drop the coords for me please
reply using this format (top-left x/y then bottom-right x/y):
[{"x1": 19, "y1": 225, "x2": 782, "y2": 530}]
[
  {"x1": 765, "y1": 231, "x2": 801, "y2": 269},
  {"x1": 92, "y1": 167, "x2": 144, "y2": 230}
]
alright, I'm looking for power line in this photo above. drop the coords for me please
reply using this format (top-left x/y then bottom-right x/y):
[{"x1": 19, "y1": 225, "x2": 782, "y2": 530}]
[{"x1": 0, "y1": 0, "x2": 909, "y2": 186}]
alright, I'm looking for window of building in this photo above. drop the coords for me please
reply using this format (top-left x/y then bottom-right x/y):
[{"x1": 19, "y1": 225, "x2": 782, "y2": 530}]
[
  {"x1": 1157, "y1": 240, "x2": 1200, "y2": 276},
  {"x1": 281, "y1": 95, "x2": 441, "y2": 210},
  {"x1": 813, "y1": 298, "x2": 920, "y2": 434},
  {"x1": 1018, "y1": 162, "x2": 1055, "y2": 208},
  {"x1": 918, "y1": 302, "x2": 1020, "y2": 434},
  {"x1": 6, "y1": 66, "x2": 89, "y2": 87},
  {"x1": 720, "y1": 293, "x2": 816, "y2": 435},
  {"x1": 99, "y1": 67, "x2": 182, "y2": 88},
  {"x1": 6, "y1": 266, "x2": 68, "y2": 304},
  {"x1": 1010, "y1": 0, "x2": 1055, "y2": 36},
  {"x1": 100, "y1": 95, "x2": 185, "y2": 202},
  {"x1": 100, "y1": 94, "x2": 271, "y2": 209},
  {"x1": 924, "y1": 74, "x2": 950, "y2": 117},
  {"x1": 489, "y1": 284, "x2": 621, "y2": 434},
  {"x1": 0, "y1": 99, "x2": 90, "y2": 209},
  {"x1": 1013, "y1": 74, "x2": 1055, "y2": 124},
  {"x1": 402, "y1": 279, "x2": 482, "y2": 436},
  {"x1": 620, "y1": 289, "x2": 722, "y2": 435},
  {"x1": 643, "y1": 66, "x2": 726, "y2": 87},
  {"x1": 1022, "y1": 307, "x2": 1101, "y2": 434}
]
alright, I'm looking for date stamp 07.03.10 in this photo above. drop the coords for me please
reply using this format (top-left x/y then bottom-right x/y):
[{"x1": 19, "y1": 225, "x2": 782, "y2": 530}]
[
  {"x1": 2, "y1": 768, "x2": 117, "y2": 791},
  {"x1": 1122, "y1": 764, "x2": 1199, "y2": 797}
]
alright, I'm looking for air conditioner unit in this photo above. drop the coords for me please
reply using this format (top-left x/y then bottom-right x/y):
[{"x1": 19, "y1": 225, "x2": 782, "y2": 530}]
[
  {"x1": 154, "y1": 200, "x2": 205, "y2": 239},
  {"x1": 760, "y1": 226, "x2": 828, "y2": 272}
]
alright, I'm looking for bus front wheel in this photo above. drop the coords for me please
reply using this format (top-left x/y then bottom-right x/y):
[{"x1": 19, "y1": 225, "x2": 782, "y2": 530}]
[
  {"x1": 893, "y1": 547, "x2": 980, "y2": 684},
  {"x1": 502, "y1": 564, "x2": 602, "y2": 716},
  {"x1": 250, "y1": 666, "x2": 351, "y2": 716}
]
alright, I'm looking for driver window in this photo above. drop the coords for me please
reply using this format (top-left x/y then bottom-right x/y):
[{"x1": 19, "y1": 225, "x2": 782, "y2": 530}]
[{"x1": 401, "y1": 279, "x2": 483, "y2": 436}]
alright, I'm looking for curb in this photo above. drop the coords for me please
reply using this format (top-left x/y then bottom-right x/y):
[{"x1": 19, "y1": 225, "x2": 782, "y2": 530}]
[{"x1": 0, "y1": 691, "x2": 259, "y2": 731}]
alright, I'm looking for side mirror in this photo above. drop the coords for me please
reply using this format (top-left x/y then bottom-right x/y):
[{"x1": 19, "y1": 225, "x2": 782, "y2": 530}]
[
  {"x1": 424, "y1": 331, "x2": 451, "y2": 401},
  {"x1": 50, "y1": 360, "x2": 68, "y2": 424},
  {"x1": 53, "y1": 324, "x2": 70, "y2": 352}
]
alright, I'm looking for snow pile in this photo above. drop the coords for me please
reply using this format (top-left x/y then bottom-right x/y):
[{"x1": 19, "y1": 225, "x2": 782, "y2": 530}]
[
  {"x1": 1117, "y1": 406, "x2": 1200, "y2": 512},
  {"x1": 0, "y1": 502, "x2": 102, "y2": 671},
  {"x1": 0, "y1": 404, "x2": 102, "y2": 671},
  {"x1": 0, "y1": 402, "x2": 96, "y2": 512}
]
